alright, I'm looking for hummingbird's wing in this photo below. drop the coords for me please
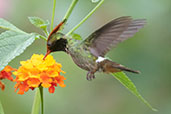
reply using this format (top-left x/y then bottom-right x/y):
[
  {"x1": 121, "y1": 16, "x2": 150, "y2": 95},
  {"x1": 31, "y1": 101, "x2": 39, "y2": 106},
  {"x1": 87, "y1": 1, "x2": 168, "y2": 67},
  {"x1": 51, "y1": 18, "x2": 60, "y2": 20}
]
[{"x1": 82, "y1": 16, "x2": 146, "y2": 57}]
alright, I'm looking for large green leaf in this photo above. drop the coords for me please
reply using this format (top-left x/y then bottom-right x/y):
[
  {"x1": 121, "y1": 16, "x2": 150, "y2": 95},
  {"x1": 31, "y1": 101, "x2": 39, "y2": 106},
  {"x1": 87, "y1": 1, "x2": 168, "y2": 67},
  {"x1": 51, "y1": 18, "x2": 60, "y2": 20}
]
[
  {"x1": 0, "y1": 100, "x2": 4, "y2": 114},
  {"x1": 0, "y1": 18, "x2": 25, "y2": 33},
  {"x1": 112, "y1": 72, "x2": 157, "y2": 111},
  {"x1": 0, "y1": 31, "x2": 36, "y2": 70}
]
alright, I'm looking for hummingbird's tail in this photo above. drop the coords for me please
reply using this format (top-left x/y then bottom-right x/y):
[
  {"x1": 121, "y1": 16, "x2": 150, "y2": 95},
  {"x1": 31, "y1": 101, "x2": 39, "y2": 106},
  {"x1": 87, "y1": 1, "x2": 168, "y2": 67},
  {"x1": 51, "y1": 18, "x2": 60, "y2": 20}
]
[
  {"x1": 113, "y1": 64, "x2": 140, "y2": 74},
  {"x1": 98, "y1": 59, "x2": 140, "y2": 74}
]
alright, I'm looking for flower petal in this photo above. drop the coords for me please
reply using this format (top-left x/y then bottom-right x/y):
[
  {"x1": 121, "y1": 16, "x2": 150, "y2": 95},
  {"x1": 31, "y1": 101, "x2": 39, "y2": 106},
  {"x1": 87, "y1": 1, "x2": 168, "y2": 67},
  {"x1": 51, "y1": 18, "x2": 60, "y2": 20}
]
[
  {"x1": 0, "y1": 81, "x2": 5, "y2": 91},
  {"x1": 15, "y1": 81, "x2": 29, "y2": 95},
  {"x1": 27, "y1": 78, "x2": 40, "y2": 88},
  {"x1": 40, "y1": 73, "x2": 53, "y2": 88},
  {"x1": 49, "y1": 85, "x2": 55, "y2": 93}
]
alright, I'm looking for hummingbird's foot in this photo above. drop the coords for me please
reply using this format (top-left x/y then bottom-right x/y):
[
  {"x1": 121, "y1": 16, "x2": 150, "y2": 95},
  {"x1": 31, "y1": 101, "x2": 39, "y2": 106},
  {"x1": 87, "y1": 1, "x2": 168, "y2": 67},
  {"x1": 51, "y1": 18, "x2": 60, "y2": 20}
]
[{"x1": 86, "y1": 71, "x2": 95, "y2": 81}]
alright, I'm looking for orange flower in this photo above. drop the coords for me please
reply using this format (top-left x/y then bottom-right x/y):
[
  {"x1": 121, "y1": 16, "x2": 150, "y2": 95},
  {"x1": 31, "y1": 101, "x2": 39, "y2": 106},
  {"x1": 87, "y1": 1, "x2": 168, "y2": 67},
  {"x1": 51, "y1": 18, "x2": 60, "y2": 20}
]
[
  {"x1": 13, "y1": 54, "x2": 66, "y2": 95},
  {"x1": 0, "y1": 66, "x2": 16, "y2": 91}
]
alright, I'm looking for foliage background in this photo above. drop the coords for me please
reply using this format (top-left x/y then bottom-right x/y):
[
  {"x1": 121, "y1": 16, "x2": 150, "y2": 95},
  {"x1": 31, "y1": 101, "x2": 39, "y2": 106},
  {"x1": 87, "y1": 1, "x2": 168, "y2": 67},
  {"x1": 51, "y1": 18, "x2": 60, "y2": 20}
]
[{"x1": 0, "y1": 0, "x2": 171, "y2": 114}]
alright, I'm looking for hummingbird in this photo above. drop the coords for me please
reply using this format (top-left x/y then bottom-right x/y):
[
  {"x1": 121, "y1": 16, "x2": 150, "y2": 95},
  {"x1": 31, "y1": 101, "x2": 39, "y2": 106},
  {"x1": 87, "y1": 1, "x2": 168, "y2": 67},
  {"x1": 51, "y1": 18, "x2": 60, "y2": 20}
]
[{"x1": 44, "y1": 16, "x2": 146, "y2": 80}]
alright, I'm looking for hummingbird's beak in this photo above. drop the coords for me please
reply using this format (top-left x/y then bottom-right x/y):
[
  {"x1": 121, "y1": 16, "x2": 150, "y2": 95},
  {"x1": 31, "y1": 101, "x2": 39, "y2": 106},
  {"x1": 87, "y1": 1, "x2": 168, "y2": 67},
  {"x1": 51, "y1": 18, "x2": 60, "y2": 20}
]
[{"x1": 43, "y1": 49, "x2": 51, "y2": 60}]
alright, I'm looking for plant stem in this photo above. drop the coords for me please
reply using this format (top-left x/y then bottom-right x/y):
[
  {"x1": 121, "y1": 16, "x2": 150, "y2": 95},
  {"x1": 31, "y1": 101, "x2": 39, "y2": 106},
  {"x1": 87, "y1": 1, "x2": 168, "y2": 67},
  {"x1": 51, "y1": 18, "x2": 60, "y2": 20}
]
[
  {"x1": 39, "y1": 35, "x2": 47, "y2": 40},
  {"x1": 66, "y1": 0, "x2": 104, "y2": 36},
  {"x1": 51, "y1": 0, "x2": 78, "y2": 32},
  {"x1": 58, "y1": 0, "x2": 78, "y2": 31},
  {"x1": 43, "y1": 28, "x2": 49, "y2": 37},
  {"x1": 63, "y1": 0, "x2": 78, "y2": 20},
  {"x1": 31, "y1": 88, "x2": 41, "y2": 114},
  {"x1": 39, "y1": 86, "x2": 44, "y2": 114},
  {"x1": 50, "y1": 0, "x2": 57, "y2": 31}
]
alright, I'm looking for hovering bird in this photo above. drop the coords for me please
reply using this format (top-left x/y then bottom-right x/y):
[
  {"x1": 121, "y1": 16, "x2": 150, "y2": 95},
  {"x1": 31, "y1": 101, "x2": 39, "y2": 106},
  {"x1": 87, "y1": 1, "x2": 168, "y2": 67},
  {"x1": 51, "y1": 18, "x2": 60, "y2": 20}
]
[{"x1": 44, "y1": 16, "x2": 146, "y2": 80}]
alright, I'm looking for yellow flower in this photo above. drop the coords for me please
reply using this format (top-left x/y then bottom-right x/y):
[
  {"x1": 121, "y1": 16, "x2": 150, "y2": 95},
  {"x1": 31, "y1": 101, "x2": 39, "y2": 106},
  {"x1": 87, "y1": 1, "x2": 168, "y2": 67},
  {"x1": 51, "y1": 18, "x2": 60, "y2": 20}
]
[{"x1": 13, "y1": 54, "x2": 66, "y2": 95}]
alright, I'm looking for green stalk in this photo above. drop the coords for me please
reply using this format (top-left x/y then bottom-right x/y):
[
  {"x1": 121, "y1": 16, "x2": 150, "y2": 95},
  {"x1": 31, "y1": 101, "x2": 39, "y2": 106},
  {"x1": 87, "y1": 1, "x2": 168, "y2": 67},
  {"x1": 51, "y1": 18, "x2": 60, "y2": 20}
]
[
  {"x1": 31, "y1": 88, "x2": 41, "y2": 114},
  {"x1": 50, "y1": 0, "x2": 57, "y2": 31},
  {"x1": 63, "y1": 0, "x2": 78, "y2": 20},
  {"x1": 58, "y1": 0, "x2": 78, "y2": 31},
  {"x1": 51, "y1": 0, "x2": 78, "y2": 32},
  {"x1": 39, "y1": 86, "x2": 44, "y2": 114},
  {"x1": 43, "y1": 28, "x2": 49, "y2": 37},
  {"x1": 66, "y1": 0, "x2": 104, "y2": 36}
]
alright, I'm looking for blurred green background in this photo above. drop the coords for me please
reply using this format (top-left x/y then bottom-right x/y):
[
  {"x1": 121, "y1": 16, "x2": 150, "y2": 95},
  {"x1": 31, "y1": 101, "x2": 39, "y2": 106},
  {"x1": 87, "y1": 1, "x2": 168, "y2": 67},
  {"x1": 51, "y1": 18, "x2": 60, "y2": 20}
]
[{"x1": 0, "y1": 0, "x2": 171, "y2": 114}]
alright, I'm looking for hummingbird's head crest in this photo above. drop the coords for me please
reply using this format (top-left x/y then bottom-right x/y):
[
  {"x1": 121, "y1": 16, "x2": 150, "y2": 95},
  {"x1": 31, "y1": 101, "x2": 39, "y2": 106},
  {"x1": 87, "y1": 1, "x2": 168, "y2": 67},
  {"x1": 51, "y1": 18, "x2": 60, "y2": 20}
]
[
  {"x1": 44, "y1": 19, "x2": 67, "y2": 60},
  {"x1": 44, "y1": 32, "x2": 67, "y2": 60}
]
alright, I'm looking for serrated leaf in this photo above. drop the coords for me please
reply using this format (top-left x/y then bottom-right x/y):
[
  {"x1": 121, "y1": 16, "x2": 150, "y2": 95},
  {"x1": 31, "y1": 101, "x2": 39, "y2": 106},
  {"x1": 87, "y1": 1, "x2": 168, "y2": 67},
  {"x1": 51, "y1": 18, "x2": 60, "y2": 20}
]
[
  {"x1": 91, "y1": 0, "x2": 100, "y2": 3},
  {"x1": 0, "y1": 18, "x2": 25, "y2": 33},
  {"x1": 71, "y1": 33, "x2": 82, "y2": 40},
  {"x1": 0, "y1": 31, "x2": 36, "y2": 70},
  {"x1": 112, "y1": 72, "x2": 157, "y2": 111},
  {"x1": 0, "y1": 100, "x2": 4, "y2": 114},
  {"x1": 28, "y1": 17, "x2": 49, "y2": 29}
]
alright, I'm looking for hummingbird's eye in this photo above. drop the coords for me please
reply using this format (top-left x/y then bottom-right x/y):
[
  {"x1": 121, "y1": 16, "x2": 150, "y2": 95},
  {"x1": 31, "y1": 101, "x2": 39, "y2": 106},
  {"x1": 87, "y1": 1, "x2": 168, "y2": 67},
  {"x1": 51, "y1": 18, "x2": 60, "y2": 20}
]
[{"x1": 47, "y1": 42, "x2": 51, "y2": 47}]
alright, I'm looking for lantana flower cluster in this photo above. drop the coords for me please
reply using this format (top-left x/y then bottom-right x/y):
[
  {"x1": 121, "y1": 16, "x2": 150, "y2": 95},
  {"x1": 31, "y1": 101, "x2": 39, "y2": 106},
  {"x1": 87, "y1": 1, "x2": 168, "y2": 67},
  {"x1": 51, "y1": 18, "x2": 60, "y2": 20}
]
[
  {"x1": 0, "y1": 66, "x2": 16, "y2": 90},
  {"x1": 13, "y1": 54, "x2": 66, "y2": 95}
]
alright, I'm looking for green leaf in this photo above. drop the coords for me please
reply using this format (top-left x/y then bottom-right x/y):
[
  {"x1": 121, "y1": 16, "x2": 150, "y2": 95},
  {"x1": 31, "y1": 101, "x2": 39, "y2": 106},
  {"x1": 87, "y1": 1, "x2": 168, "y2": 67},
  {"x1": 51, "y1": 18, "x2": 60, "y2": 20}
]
[
  {"x1": 28, "y1": 17, "x2": 49, "y2": 37},
  {"x1": 71, "y1": 33, "x2": 82, "y2": 40},
  {"x1": 112, "y1": 72, "x2": 157, "y2": 111},
  {"x1": 0, "y1": 100, "x2": 5, "y2": 114},
  {"x1": 0, "y1": 18, "x2": 25, "y2": 33},
  {"x1": 31, "y1": 88, "x2": 41, "y2": 114},
  {"x1": 0, "y1": 31, "x2": 36, "y2": 70},
  {"x1": 28, "y1": 17, "x2": 49, "y2": 29}
]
